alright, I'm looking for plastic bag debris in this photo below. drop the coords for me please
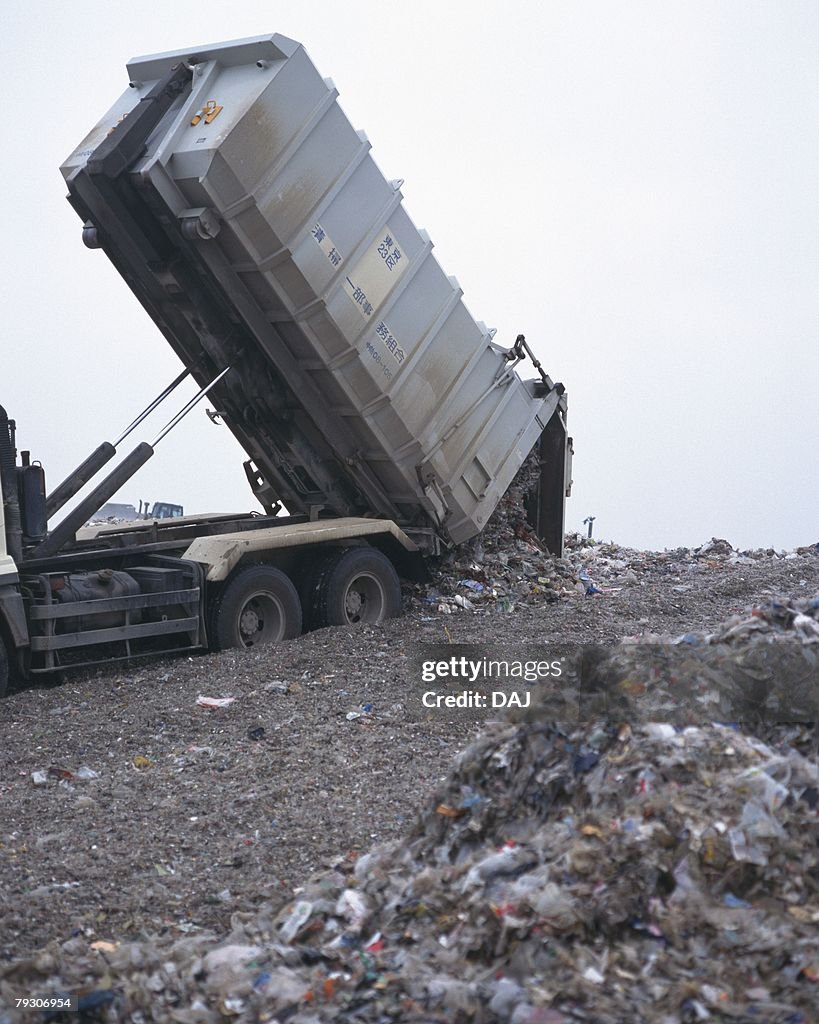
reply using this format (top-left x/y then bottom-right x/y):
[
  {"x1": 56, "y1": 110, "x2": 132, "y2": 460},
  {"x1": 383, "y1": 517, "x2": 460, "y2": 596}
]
[
  {"x1": 459, "y1": 579, "x2": 485, "y2": 592},
  {"x1": 335, "y1": 889, "x2": 369, "y2": 933},
  {"x1": 278, "y1": 901, "x2": 313, "y2": 944},
  {"x1": 202, "y1": 944, "x2": 261, "y2": 973}
]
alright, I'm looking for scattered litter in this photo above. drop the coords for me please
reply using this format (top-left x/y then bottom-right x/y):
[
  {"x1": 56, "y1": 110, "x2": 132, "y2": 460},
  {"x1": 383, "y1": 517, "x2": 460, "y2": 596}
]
[
  {"x1": 459, "y1": 579, "x2": 485, "y2": 593},
  {"x1": 1, "y1": 443, "x2": 817, "y2": 1022},
  {"x1": 345, "y1": 703, "x2": 375, "y2": 721},
  {"x1": 6, "y1": 673, "x2": 818, "y2": 1021},
  {"x1": 278, "y1": 901, "x2": 313, "y2": 943},
  {"x1": 404, "y1": 448, "x2": 818, "y2": 620},
  {"x1": 197, "y1": 695, "x2": 237, "y2": 708}
]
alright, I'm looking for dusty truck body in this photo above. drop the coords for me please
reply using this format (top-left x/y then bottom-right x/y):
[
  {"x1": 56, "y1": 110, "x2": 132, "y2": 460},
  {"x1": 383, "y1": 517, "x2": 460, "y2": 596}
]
[{"x1": 0, "y1": 33, "x2": 571, "y2": 695}]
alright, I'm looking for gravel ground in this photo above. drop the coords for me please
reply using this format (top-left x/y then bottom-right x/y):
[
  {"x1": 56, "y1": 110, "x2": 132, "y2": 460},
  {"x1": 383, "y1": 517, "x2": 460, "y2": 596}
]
[{"x1": 1, "y1": 543, "x2": 817, "y2": 964}]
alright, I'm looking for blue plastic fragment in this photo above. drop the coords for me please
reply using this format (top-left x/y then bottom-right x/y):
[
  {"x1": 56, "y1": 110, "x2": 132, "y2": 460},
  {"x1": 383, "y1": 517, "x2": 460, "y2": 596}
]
[
  {"x1": 573, "y1": 751, "x2": 600, "y2": 773},
  {"x1": 723, "y1": 892, "x2": 752, "y2": 909},
  {"x1": 460, "y1": 788, "x2": 483, "y2": 808},
  {"x1": 459, "y1": 579, "x2": 485, "y2": 592}
]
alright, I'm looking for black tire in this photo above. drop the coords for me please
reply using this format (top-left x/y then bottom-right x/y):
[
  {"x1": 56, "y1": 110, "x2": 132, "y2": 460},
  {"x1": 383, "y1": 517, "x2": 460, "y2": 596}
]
[
  {"x1": 210, "y1": 565, "x2": 302, "y2": 651},
  {"x1": 310, "y1": 547, "x2": 401, "y2": 628},
  {"x1": 0, "y1": 636, "x2": 8, "y2": 698}
]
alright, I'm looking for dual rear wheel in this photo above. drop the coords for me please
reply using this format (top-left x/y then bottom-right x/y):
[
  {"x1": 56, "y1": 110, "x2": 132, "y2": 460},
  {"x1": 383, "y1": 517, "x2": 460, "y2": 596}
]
[
  {"x1": 209, "y1": 547, "x2": 401, "y2": 652},
  {"x1": 210, "y1": 565, "x2": 302, "y2": 650}
]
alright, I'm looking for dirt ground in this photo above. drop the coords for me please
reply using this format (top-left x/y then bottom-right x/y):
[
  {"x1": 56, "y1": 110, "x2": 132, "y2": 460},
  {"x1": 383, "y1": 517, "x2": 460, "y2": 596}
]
[{"x1": 2, "y1": 542, "x2": 817, "y2": 966}]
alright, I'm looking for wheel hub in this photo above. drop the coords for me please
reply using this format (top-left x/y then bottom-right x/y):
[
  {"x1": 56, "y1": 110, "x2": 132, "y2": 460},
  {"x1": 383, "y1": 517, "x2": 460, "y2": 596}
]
[
  {"x1": 239, "y1": 604, "x2": 261, "y2": 639},
  {"x1": 345, "y1": 589, "x2": 365, "y2": 618}
]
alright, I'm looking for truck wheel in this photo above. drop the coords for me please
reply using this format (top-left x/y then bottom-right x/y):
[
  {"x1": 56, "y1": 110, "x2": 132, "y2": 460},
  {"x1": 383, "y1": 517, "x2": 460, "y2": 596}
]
[
  {"x1": 311, "y1": 547, "x2": 401, "y2": 627},
  {"x1": 211, "y1": 565, "x2": 302, "y2": 650}
]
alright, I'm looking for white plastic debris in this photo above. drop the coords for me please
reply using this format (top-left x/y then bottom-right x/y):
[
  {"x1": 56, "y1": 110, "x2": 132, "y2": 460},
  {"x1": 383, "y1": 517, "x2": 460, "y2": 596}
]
[
  {"x1": 196, "y1": 695, "x2": 236, "y2": 708},
  {"x1": 278, "y1": 901, "x2": 313, "y2": 943}
]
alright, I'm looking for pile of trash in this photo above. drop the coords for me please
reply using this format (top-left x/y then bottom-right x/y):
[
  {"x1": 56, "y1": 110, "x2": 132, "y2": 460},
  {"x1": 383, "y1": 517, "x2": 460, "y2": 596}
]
[
  {"x1": 415, "y1": 538, "x2": 576, "y2": 615},
  {"x1": 412, "y1": 452, "x2": 576, "y2": 614},
  {"x1": 3, "y1": 676, "x2": 818, "y2": 1021},
  {"x1": 584, "y1": 591, "x2": 819, "y2": 735},
  {"x1": 402, "y1": 449, "x2": 819, "y2": 617},
  {"x1": 411, "y1": 531, "x2": 817, "y2": 617},
  {"x1": 692, "y1": 592, "x2": 819, "y2": 647}
]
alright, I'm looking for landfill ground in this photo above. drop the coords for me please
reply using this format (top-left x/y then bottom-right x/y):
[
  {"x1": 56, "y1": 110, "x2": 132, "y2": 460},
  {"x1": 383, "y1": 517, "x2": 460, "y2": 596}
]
[{"x1": 1, "y1": 525, "x2": 818, "y2": 1022}]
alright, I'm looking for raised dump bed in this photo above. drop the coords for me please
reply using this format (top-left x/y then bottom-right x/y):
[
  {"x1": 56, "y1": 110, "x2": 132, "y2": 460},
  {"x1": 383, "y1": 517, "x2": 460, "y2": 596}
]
[{"x1": 61, "y1": 33, "x2": 567, "y2": 547}]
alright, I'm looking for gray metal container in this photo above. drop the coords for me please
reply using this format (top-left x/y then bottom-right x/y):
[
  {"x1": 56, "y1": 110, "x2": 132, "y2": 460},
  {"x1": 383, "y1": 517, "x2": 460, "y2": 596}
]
[{"x1": 61, "y1": 34, "x2": 564, "y2": 545}]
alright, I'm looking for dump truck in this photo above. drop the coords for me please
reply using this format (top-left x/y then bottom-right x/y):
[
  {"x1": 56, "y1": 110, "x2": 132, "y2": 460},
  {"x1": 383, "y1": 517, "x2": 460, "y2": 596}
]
[{"x1": 0, "y1": 33, "x2": 571, "y2": 696}]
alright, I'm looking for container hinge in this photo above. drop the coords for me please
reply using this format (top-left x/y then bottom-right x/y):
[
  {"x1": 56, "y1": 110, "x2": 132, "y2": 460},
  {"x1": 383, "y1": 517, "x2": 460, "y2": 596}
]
[
  {"x1": 179, "y1": 207, "x2": 221, "y2": 240},
  {"x1": 417, "y1": 469, "x2": 447, "y2": 526}
]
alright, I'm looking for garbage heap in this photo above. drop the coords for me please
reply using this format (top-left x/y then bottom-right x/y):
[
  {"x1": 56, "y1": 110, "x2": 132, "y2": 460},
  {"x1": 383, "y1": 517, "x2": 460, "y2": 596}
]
[
  {"x1": 3, "y1": 646, "x2": 818, "y2": 1021},
  {"x1": 407, "y1": 449, "x2": 569, "y2": 612},
  {"x1": 593, "y1": 589, "x2": 819, "y2": 750},
  {"x1": 692, "y1": 590, "x2": 819, "y2": 647},
  {"x1": 411, "y1": 527, "x2": 818, "y2": 614},
  {"x1": 408, "y1": 449, "x2": 819, "y2": 614},
  {"x1": 413, "y1": 454, "x2": 580, "y2": 612}
]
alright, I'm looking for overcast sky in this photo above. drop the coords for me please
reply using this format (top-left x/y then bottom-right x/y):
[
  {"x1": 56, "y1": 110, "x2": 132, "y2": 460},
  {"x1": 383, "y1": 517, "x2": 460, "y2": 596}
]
[{"x1": 2, "y1": 1, "x2": 817, "y2": 551}]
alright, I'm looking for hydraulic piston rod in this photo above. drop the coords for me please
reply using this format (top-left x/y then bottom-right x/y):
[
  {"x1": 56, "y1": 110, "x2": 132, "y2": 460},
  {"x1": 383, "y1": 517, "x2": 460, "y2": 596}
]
[
  {"x1": 32, "y1": 367, "x2": 230, "y2": 558},
  {"x1": 44, "y1": 367, "x2": 191, "y2": 520}
]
